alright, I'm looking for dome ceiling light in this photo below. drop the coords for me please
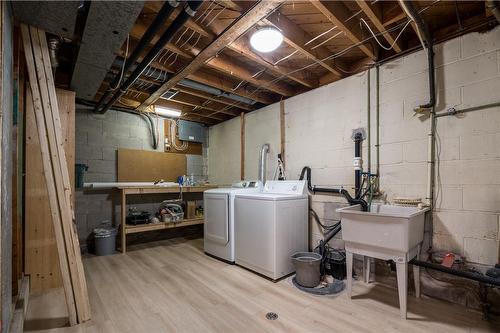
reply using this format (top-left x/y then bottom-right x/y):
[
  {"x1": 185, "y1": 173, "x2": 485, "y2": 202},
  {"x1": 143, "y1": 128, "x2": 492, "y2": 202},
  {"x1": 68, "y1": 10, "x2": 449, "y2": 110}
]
[{"x1": 250, "y1": 27, "x2": 283, "y2": 53}]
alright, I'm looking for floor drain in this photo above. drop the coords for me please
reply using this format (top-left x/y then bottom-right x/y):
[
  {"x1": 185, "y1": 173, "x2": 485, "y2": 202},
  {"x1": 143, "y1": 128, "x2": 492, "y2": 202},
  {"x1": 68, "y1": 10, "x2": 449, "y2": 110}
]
[{"x1": 266, "y1": 312, "x2": 278, "y2": 320}]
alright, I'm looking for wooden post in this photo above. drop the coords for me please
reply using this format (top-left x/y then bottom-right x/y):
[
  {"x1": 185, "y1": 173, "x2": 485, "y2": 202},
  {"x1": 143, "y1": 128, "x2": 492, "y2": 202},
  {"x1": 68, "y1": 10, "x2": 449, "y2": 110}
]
[{"x1": 240, "y1": 112, "x2": 245, "y2": 180}]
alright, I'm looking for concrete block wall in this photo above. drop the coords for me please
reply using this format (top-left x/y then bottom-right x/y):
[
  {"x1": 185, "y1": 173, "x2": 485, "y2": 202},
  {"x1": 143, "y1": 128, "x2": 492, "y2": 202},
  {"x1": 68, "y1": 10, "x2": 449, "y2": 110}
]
[
  {"x1": 244, "y1": 103, "x2": 281, "y2": 182},
  {"x1": 208, "y1": 26, "x2": 500, "y2": 266},
  {"x1": 75, "y1": 108, "x2": 207, "y2": 240},
  {"x1": 208, "y1": 116, "x2": 241, "y2": 185}
]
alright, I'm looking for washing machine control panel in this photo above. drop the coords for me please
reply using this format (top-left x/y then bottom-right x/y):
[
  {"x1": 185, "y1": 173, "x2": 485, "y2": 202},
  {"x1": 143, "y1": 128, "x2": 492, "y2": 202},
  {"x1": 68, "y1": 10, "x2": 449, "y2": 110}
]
[
  {"x1": 263, "y1": 180, "x2": 306, "y2": 195},
  {"x1": 232, "y1": 180, "x2": 259, "y2": 188}
]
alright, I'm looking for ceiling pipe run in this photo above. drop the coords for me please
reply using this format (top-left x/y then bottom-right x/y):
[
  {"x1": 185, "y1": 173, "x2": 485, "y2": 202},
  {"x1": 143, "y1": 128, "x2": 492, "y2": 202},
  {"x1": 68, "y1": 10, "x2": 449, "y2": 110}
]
[
  {"x1": 94, "y1": 1, "x2": 179, "y2": 112},
  {"x1": 399, "y1": 0, "x2": 435, "y2": 110},
  {"x1": 96, "y1": 0, "x2": 202, "y2": 114},
  {"x1": 110, "y1": 57, "x2": 259, "y2": 107}
]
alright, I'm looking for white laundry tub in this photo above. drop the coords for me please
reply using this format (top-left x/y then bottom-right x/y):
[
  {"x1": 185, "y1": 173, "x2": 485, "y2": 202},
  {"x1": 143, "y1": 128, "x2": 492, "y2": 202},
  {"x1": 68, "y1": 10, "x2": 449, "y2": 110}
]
[
  {"x1": 337, "y1": 203, "x2": 430, "y2": 319},
  {"x1": 337, "y1": 204, "x2": 429, "y2": 253}
]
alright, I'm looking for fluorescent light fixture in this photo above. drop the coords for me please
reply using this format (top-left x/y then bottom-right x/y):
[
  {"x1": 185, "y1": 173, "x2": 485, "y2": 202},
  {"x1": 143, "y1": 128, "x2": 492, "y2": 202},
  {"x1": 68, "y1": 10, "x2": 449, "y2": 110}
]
[
  {"x1": 154, "y1": 105, "x2": 181, "y2": 118},
  {"x1": 250, "y1": 27, "x2": 283, "y2": 53}
]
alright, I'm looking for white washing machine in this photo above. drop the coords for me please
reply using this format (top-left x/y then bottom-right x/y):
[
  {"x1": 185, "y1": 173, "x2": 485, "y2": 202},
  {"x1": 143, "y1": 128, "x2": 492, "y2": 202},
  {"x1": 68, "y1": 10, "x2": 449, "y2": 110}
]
[
  {"x1": 204, "y1": 181, "x2": 261, "y2": 263},
  {"x1": 234, "y1": 180, "x2": 308, "y2": 280}
]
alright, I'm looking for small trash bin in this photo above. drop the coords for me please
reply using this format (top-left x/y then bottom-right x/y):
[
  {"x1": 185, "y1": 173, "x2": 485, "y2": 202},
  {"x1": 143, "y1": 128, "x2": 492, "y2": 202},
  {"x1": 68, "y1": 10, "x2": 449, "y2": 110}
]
[
  {"x1": 75, "y1": 163, "x2": 88, "y2": 189},
  {"x1": 291, "y1": 252, "x2": 322, "y2": 288},
  {"x1": 94, "y1": 224, "x2": 118, "y2": 256}
]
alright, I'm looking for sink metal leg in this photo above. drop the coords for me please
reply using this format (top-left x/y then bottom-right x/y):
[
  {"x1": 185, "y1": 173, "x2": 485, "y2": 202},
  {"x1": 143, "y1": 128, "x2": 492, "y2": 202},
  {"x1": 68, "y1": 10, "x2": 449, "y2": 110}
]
[
  {"x1": 396, "y1": 261, "x2": 408, "y2": 319},
  {"x1": 346, "y1": 251, "x2": 353, "y2": 299},
  {"x1": 363, "y1": 256, "x2": 371, "y2": 283},
  {"x1": 413, "y1": 244, "x2": 421, "y2": 298}
]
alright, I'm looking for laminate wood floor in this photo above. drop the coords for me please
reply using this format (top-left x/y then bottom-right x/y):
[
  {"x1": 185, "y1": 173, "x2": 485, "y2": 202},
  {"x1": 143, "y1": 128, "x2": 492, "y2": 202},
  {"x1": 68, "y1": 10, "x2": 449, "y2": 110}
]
[{"x1": 24, "y1": 237, "x2": 499, "y2": 332}]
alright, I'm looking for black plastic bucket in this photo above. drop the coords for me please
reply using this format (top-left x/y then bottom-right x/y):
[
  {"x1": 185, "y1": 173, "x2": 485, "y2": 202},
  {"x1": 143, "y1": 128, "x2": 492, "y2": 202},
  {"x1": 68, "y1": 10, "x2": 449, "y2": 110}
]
[{"x1": 291, "y1": 252, "x2": 322, "y2": 288}]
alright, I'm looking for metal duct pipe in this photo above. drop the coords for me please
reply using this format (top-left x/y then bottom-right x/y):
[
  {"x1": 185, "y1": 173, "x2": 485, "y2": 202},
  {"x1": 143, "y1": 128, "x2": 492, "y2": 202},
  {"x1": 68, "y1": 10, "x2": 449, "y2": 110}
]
[
  {"x1": 487, "y1": 0, "x2": 500, "y2": 24},
  {"x1": 178, "y1": 79, "x2": 257, "y2": 106},
  {"x1": 94, "y1": 0, "x2": 178, "y2": 112},
  {"x1": 111, "y1": 58, "x2": 258, "y2": 107},
  {"x1": 258, "y1": 144, "x2": 270, "y2": 185},
  {"x1": 399, "y1": 0, "x2": 435, "y2": 110},
  {"x1": 97, "y1": 0, "x2": 202, "y2": 114}
]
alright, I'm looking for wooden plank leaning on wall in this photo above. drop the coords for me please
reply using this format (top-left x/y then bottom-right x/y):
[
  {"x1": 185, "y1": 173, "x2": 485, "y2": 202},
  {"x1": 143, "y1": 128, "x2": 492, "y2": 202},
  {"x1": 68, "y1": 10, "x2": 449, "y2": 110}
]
[
  {"x1": 25, "y1": 88, "x2": 74, "y2": 292},
  {"x1": 22, "y1": 25, "x2": 89, "y2": 325}
]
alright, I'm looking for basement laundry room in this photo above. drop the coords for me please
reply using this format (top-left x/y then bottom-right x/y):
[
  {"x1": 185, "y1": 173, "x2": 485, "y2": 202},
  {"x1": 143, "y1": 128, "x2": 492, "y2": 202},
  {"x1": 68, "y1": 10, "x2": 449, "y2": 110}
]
[{"x1": 1, "y1": 0, "x2": 500, "y2": 332}]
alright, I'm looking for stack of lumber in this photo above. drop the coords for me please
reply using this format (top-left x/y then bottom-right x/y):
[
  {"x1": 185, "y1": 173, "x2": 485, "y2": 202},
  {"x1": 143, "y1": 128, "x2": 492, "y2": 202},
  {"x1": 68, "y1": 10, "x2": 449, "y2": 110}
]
[{"x1": 21, "y1": 24, "x2": 90, "y2": 325}]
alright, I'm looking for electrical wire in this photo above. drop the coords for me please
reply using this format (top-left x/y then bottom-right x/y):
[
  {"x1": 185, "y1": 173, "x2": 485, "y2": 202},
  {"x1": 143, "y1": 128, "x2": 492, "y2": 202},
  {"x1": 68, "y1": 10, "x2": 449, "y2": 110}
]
[
  {"x1": 110, "y1": 34, "x2": 129, "y2": 90},
  {"x1": 310, "y1": 208, "x2": 340, "y2": 231},
  {"x1": 360, "y1": 18, "x2": 412, "y2": 51},
  {"x1": 207, "y1": 0, "x2": 443, "y2": 118}
]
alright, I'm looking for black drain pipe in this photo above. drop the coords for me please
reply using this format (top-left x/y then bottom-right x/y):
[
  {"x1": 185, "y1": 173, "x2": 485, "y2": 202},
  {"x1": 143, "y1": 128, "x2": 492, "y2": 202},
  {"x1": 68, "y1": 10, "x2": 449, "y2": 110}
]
[
  {"x1": 410, "y1": 259, "x2": 500, "y2": 287},
  {"x1": 94, "y1": 1, "x2": 179, "y2": 112},
  {"x1": 97, "y1": 1, "x2": 202, "y2": 114},
  {"x1": 299, "y1": 167, "x2": 368, "y2": 211},
  {"x1": 354, "y1": 132, "x2": 363, "y2": 196}
]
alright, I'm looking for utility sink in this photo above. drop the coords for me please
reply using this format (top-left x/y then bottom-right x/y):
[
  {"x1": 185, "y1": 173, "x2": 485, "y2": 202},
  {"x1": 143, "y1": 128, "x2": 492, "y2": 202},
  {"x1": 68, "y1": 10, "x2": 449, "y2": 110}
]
[
  {"x1": 336, "y1": 204, "x2": 430, "y2": 319},
  {"x1": 337, "y1": 204, "x2": 429, "y2": 253}
]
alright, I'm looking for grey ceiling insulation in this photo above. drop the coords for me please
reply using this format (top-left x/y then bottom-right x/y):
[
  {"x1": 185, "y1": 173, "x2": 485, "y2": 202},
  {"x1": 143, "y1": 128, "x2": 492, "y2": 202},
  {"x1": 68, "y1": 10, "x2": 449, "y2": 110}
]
[
  {"x1": 12, "y1": 1, "x2": 80, "y2": 39},
  {"x1": 70, "y1": 1, "x2": 144, "y2": 99}
]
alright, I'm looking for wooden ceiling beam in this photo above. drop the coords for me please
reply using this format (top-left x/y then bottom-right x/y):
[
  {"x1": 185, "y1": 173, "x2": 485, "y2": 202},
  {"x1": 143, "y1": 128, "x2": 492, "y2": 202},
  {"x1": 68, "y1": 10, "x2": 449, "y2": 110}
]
[
  {"x1": 95, "y1": 90, "x2": 220, "y2": 124},
  {"x1": 355, "y1": 0, "x2": 402, "y2": 53},
  {"x1": 228, "y1": 36, "x2": 318, "y2": 89},
  {"x1": 115, "y1": 49, "x2": 276, "y2": 105},
  {"x1": 131, "y1": 21, "x2": 295, "y2": 97},
  {"x1": 165, "y1": 92, "x2": 241, "y2": 116},
  {"x1": 174, "y1": 86, "x2": 254, "y2": 111},
  {"x1": 156, "y1": 99, "x2": 228, "y2": 122},
  {"x1": 203, "y1": 10, "x2": 318, "y2": 89},
  {"x1": 144, "y1": 1, "x2": 317, "y2": 89},
  {"x1": 263, "y1": 12, "x2": 343, "y2": 80},
  {"x1": 207, "y1": 54, "x2": 295, "y2": 97},
  {"x1": 310, "y1": 0, "x2": 376, "y2": 59},
  {"x1": 138, "y1": 1, "x2": 285, "y2": 111},
  {"x1": 137, "y1": 6, "x2": 298, "y2": 97}
]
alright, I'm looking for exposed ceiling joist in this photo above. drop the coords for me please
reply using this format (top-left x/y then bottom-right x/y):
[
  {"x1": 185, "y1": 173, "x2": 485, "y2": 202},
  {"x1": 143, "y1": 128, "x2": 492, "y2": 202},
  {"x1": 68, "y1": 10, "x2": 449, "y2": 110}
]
[
  {"x1": 166, "y1": 92, "x2": 241, "y2": 116},
  {"x1": 129, "y1": 24, "x2": 296, "y2": 96},
  {"x1": 174, "y1": 86, "x2": 254, "y2": 111},
  {"x1": 202, "y1": 11, "x2": 318, "y2": 89},
  {"x1": 356, "y1": 0, "x2": 402, "y2": 53},
  {"x1": 156, "y1": 98, "x2": 227, "y2": 121},
  {"x1": 310, "y1": 0, "x2": 376, "y2": 59},
  {"x1": 115, "y1": 49, "x2": 276, "y2": 105},
  {"x1": 207, "y1": 54, "x2": 295, "y2": 96},
  {"x1": 137, "y1": 1, "x2": 285, "y2": 111},
  {"x1": 264, "y1": 12, "x2": 343, "y2": 81}
]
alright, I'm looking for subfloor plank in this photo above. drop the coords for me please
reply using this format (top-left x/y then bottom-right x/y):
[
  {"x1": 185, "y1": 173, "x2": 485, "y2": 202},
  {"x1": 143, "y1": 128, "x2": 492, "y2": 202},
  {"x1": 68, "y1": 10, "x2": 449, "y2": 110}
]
[{"x1": 25, "y1": 237, "x2": 500, "y2": 332}]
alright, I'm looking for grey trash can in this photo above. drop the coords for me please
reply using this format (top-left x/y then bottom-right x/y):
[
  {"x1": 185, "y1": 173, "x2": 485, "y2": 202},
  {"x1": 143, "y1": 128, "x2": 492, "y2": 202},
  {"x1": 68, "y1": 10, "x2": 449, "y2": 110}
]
[
  {"x1": 291, "y1": 252, "x2": 322, "y2": 288},
  {"x1": 94, "y1": 225, "x2": 118, "y2": 256}
]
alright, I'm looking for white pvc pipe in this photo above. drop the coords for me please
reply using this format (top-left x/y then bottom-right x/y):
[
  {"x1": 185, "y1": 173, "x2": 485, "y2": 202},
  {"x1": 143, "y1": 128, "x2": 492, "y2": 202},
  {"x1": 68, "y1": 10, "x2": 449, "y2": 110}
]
[{"x1": 83, "y1": 182, "x2": 178, "y2": 189}]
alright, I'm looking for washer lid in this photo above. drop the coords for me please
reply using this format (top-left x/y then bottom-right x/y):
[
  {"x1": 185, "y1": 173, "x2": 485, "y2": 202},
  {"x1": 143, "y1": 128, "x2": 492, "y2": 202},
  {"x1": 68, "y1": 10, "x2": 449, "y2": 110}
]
[{"x1": 235, "y1": 192, "x2": 307, "y2": 201}]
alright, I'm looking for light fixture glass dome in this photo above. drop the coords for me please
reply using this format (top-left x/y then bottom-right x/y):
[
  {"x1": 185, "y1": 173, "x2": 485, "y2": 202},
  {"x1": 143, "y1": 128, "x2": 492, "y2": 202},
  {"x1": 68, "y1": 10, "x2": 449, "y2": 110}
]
[{"x1": 250, "y1": 28, "x2": 283, "y2": 53}]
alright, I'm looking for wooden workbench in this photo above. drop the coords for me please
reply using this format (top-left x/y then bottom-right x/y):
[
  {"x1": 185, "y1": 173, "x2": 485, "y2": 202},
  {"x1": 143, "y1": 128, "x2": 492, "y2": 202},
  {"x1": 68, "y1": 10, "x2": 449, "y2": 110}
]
[{"x1": 118, "y1": 185, "x2": 217, "y2": 253}]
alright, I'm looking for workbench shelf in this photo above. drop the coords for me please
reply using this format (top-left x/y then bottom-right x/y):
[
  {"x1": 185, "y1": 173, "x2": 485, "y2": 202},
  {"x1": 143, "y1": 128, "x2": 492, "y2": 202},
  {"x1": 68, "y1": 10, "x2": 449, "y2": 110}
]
[
  {"x1": 125, "y1": 218, "x2": 204, "y2": 234},
  {"x1": 119, "y1": 185, "x2": 216, "y2": 253}
]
